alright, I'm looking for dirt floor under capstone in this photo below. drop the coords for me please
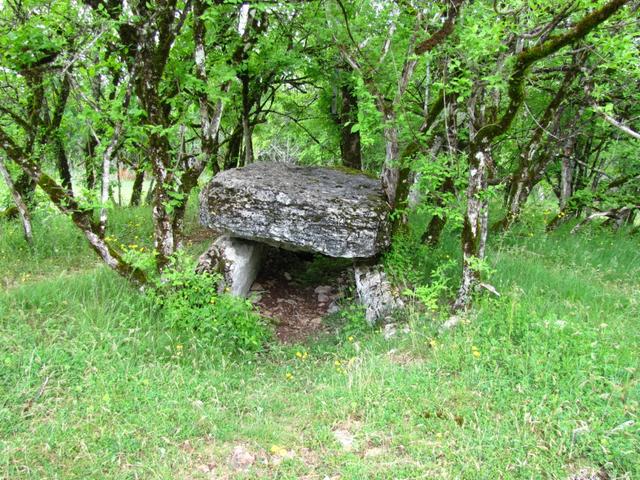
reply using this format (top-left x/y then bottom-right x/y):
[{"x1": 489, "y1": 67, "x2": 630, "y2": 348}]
[{"x1": 250, "y1": 248, "x2": 354, "y2": 343}]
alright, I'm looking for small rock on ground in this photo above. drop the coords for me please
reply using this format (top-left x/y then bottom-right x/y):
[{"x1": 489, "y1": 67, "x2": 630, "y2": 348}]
[
  {"x1": 383, "y1": 323, "x2": 397, "y2": 340},
  {"x1": 228, "y1": 445, "x2": 255, "y2": 471},
  {"x1": 314, "y1": 285, "x2": 332, "y2": 295},
  {"x1": 333, "y1": 429, "x2": 355, "y2": 451},
  {"x1": 567, "y1": 468, "x2": 609, "y2": 480}
]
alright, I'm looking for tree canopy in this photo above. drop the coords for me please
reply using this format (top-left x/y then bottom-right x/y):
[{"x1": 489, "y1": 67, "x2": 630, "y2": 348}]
[{"x1": 1, "y1": 0, "x2": 638, "y2": 307}]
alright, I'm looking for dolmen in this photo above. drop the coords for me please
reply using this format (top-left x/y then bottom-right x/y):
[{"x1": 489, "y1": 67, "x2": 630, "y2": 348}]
[{"x1": 197, "y1": 162, "x2": 402, "y2": 324}]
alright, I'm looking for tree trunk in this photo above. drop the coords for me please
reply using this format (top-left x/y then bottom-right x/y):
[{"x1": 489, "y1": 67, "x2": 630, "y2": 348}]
[
  {"x1": 224, "y1": 127, "x2": 243, "y2": 170},
  {"x1": 148, "y1": 131, "x2": 176, "y2": 270},
  {"x1": 84, "y1": 135, "x2": 98, "y2": 190},
  {"x1": 145, "y1": 178, "x2": 155, "y2": 205},
  {"x1": 241, "y1": 73, "x2": 254, "y2": 166},
  {"x1": 0, "y1": 157, "x2": 33, "y2": 245},
  {"x1": 559, "y1": 141, "x2": 575, "y2": 210},
  {"x1": 55, "y1": 137, "x2": 73, "y2": 194},
  {"x1": 338, "y1": 80, "x2": 362, "y2": 170},
  {"x1": 422, "y1": 176, "x2": 455, "y2": 246},
  {"x1": 453, "y1": 142, "x2": 491, "y2": 311},
  {"x1": 381, "y1": 108, "x2": 401, "y2": 208},
  {"x1": 14, "y1": 172, "x2": 36, "y2": 208},
  {"x1": 129, "y1": 167, "x2": 145, "y2": 207},
  {"x1": 497, "y1": 170, "x2": 534, "y2": 230}
]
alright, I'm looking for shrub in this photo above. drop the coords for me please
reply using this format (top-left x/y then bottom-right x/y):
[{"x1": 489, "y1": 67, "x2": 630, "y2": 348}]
[{"x1": 151, "y1": 254, "x2": 271, "y2": 354}]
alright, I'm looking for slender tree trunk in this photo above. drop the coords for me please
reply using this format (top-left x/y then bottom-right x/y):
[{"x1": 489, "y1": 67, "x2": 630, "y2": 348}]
[
  {"x1": 55, "y1": 138, "x2": 73, "y2": 194},
  {"x1": 501, "y1": 169, "x2": 533, "y2": 228},
  {"x1": 241, "y1": 73, "x2": 254, "y2": 166},
  {"x1": 422, "y1": 176, "x2": 455, "y2": 245},
  {"x1": 560, "y1": 141, "x2": 575, "y2": 210},
  {"x1": 338, "y1": 78, "x2": 362, "y2": 170},
  {"x1": 224, "y1": 127, "x2": 243, "y2": 170},
  {"x1": 116, "y1": 157, "x2": 123, "y2": 206},
  {"x1": 14, "y1": 172, "x2": 36, "y2": 208},
  {"x1": 84, "y1": 135, "x2": 97, "y2": 190},
  {"x1": 130, "y1": 167, "x2": 145, "y2": 207},
  {"x1": 193, "y1": 0, "x2": 229, "y2": 174},
  {"x1": 148, "y1": 131, "x2": 176, "y2": 270},
  {"x1": 145, "y1": 178, "x2": 155, "y2": 205},
  {"x1": 0, "y1": 157, "x2": 33, "y2": 245},
  {"x1": 99, "y1": 117, "x2": 127, "y2": 236},
  {"x1": 453, "y1": 141, "x2": 491, "y2": 311},
  {"x1": 381, "y1": 107, "x2": 401, "y2": 207}
]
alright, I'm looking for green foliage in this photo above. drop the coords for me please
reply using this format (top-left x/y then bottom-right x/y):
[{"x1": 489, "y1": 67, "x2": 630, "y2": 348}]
[
  {"x1": 402, "y1": 261, "x2": 454, "y2": 312},
  {"x1": 412, "y1": 151, "x2": 465, "y2": 228},
  {"x1": 336, "y1": 304, "x2": 371, "y2": 339},
  {"x1": 150, "y1": 253, "x2": 270, "y2": 355}
]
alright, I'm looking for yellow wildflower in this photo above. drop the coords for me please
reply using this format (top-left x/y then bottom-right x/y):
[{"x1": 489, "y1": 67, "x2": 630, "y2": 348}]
[{"x1": 270, "y1": 445, "x2": 288, "y2": 456}]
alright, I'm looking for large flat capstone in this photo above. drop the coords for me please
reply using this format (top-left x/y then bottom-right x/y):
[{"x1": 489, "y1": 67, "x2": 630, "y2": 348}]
[{"x1": 199, "y1": 162, "x2": 391, "y2": 258}]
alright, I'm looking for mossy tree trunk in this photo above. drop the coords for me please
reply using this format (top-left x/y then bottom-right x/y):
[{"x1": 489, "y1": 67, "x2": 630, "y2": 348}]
[{"x1": 336, "y1": 71, "x2": 362, "y2": 170}]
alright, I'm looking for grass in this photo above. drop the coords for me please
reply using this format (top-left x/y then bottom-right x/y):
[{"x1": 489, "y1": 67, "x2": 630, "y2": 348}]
[{"x1": 0, "y1": 201, "x2": 638, "y2": 479}]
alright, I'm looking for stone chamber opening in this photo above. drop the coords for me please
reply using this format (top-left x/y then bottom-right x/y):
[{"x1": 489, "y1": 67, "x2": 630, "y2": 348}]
[{"x1": 249, "y1": 247, "x2": 355, "y2": 343}]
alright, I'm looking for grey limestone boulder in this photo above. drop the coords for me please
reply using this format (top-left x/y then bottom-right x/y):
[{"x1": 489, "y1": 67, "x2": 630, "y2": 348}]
[
  {"x1": 354, "y1": 264, "x2": 404, "y2": 325},
  {"x1": 199, "y1": 162, "x2": 391, "y2": 258},
  {"x1": 196, "y1": 235, "x2": 265, "y2": 297}
]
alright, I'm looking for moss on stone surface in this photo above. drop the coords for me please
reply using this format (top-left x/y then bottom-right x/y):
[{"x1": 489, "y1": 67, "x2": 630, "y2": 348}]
[{"x1": 329, "y1": 164, "x2": 379, "y2": 180}]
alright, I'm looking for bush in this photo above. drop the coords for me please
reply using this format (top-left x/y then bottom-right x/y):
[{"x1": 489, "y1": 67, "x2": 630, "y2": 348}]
[{"x1": 151, "y1": 255, "x2": 271, "y2": 354}]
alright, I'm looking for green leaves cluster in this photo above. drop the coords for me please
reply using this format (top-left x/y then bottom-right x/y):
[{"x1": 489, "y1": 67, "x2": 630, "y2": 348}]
[{"x1": 149, "y1": 253, "x2": 270, "y2": 355}]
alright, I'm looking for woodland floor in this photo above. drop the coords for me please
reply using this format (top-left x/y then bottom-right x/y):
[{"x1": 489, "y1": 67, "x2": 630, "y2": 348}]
[
  {"x1": 1, "y1": 203, "x2": 639, "y2": 479},
  {"x1": 252, "y1": 249, "x2": 353, "y2": 343}
]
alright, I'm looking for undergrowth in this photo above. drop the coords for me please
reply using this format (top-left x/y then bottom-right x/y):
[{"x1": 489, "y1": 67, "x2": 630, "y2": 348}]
[{"x1": 0, "y1": 204, "x2": 638, "y2": 479}]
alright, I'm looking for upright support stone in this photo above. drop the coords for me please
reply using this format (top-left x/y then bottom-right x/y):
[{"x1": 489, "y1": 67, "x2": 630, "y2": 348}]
[
  {"x1": 196, "y1": 235, "x2": 265, "y2": 297},
  {"x1": 354, "y1": 264, "x2": 403, "y2": 325}
]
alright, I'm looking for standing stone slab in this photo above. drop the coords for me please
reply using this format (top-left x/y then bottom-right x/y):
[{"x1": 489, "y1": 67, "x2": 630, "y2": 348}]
[
  {"x1": 196, "y1": 235, "x2": 265, "y2": 297},
  {"x1": 199, "y1": 162, "x2": 391, "y2": 258},
  {"x1": 354, "y1": 264, "x2": 404, "y2": 325}
]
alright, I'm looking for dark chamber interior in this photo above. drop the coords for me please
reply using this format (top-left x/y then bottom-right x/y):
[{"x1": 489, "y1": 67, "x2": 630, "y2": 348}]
[{"x1": 251, "y1": 247, "x2": 354, "y2": 343}]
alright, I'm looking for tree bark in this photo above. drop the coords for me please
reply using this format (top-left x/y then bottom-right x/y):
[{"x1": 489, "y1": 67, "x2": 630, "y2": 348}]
[
  {"x1": 0, "y1": 157, "x2": 33, "y2": 245},
  {"x1": 559, "y1": 142, "x2": 575, "y2": 210},
  {"x1": 452, "y1": 142, "x2": 491, "y2": 311},
  {"x1": 338, "y1": 76, "x2": 362, "y2": 170},
  {"x1": 241, "y1": 73, "x2": 254, "y2": 166},
  {"x1": 84, "y1": 134, "x2": 98, "y2": 190},
  {"x1": 422, "y1": 176, "x2": 455, "y2": 246},
  {"x1": 129, "y1": 167, "x2": 145, "y2": 207},
  {"x1": 381, "y1": 107, "x2": 401, "y2": 208}
]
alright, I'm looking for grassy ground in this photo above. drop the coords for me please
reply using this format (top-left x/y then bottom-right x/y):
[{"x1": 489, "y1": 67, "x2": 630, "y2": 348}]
[{"x1": 0, "y1": 202, "x2": 638, "y2": 479}]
